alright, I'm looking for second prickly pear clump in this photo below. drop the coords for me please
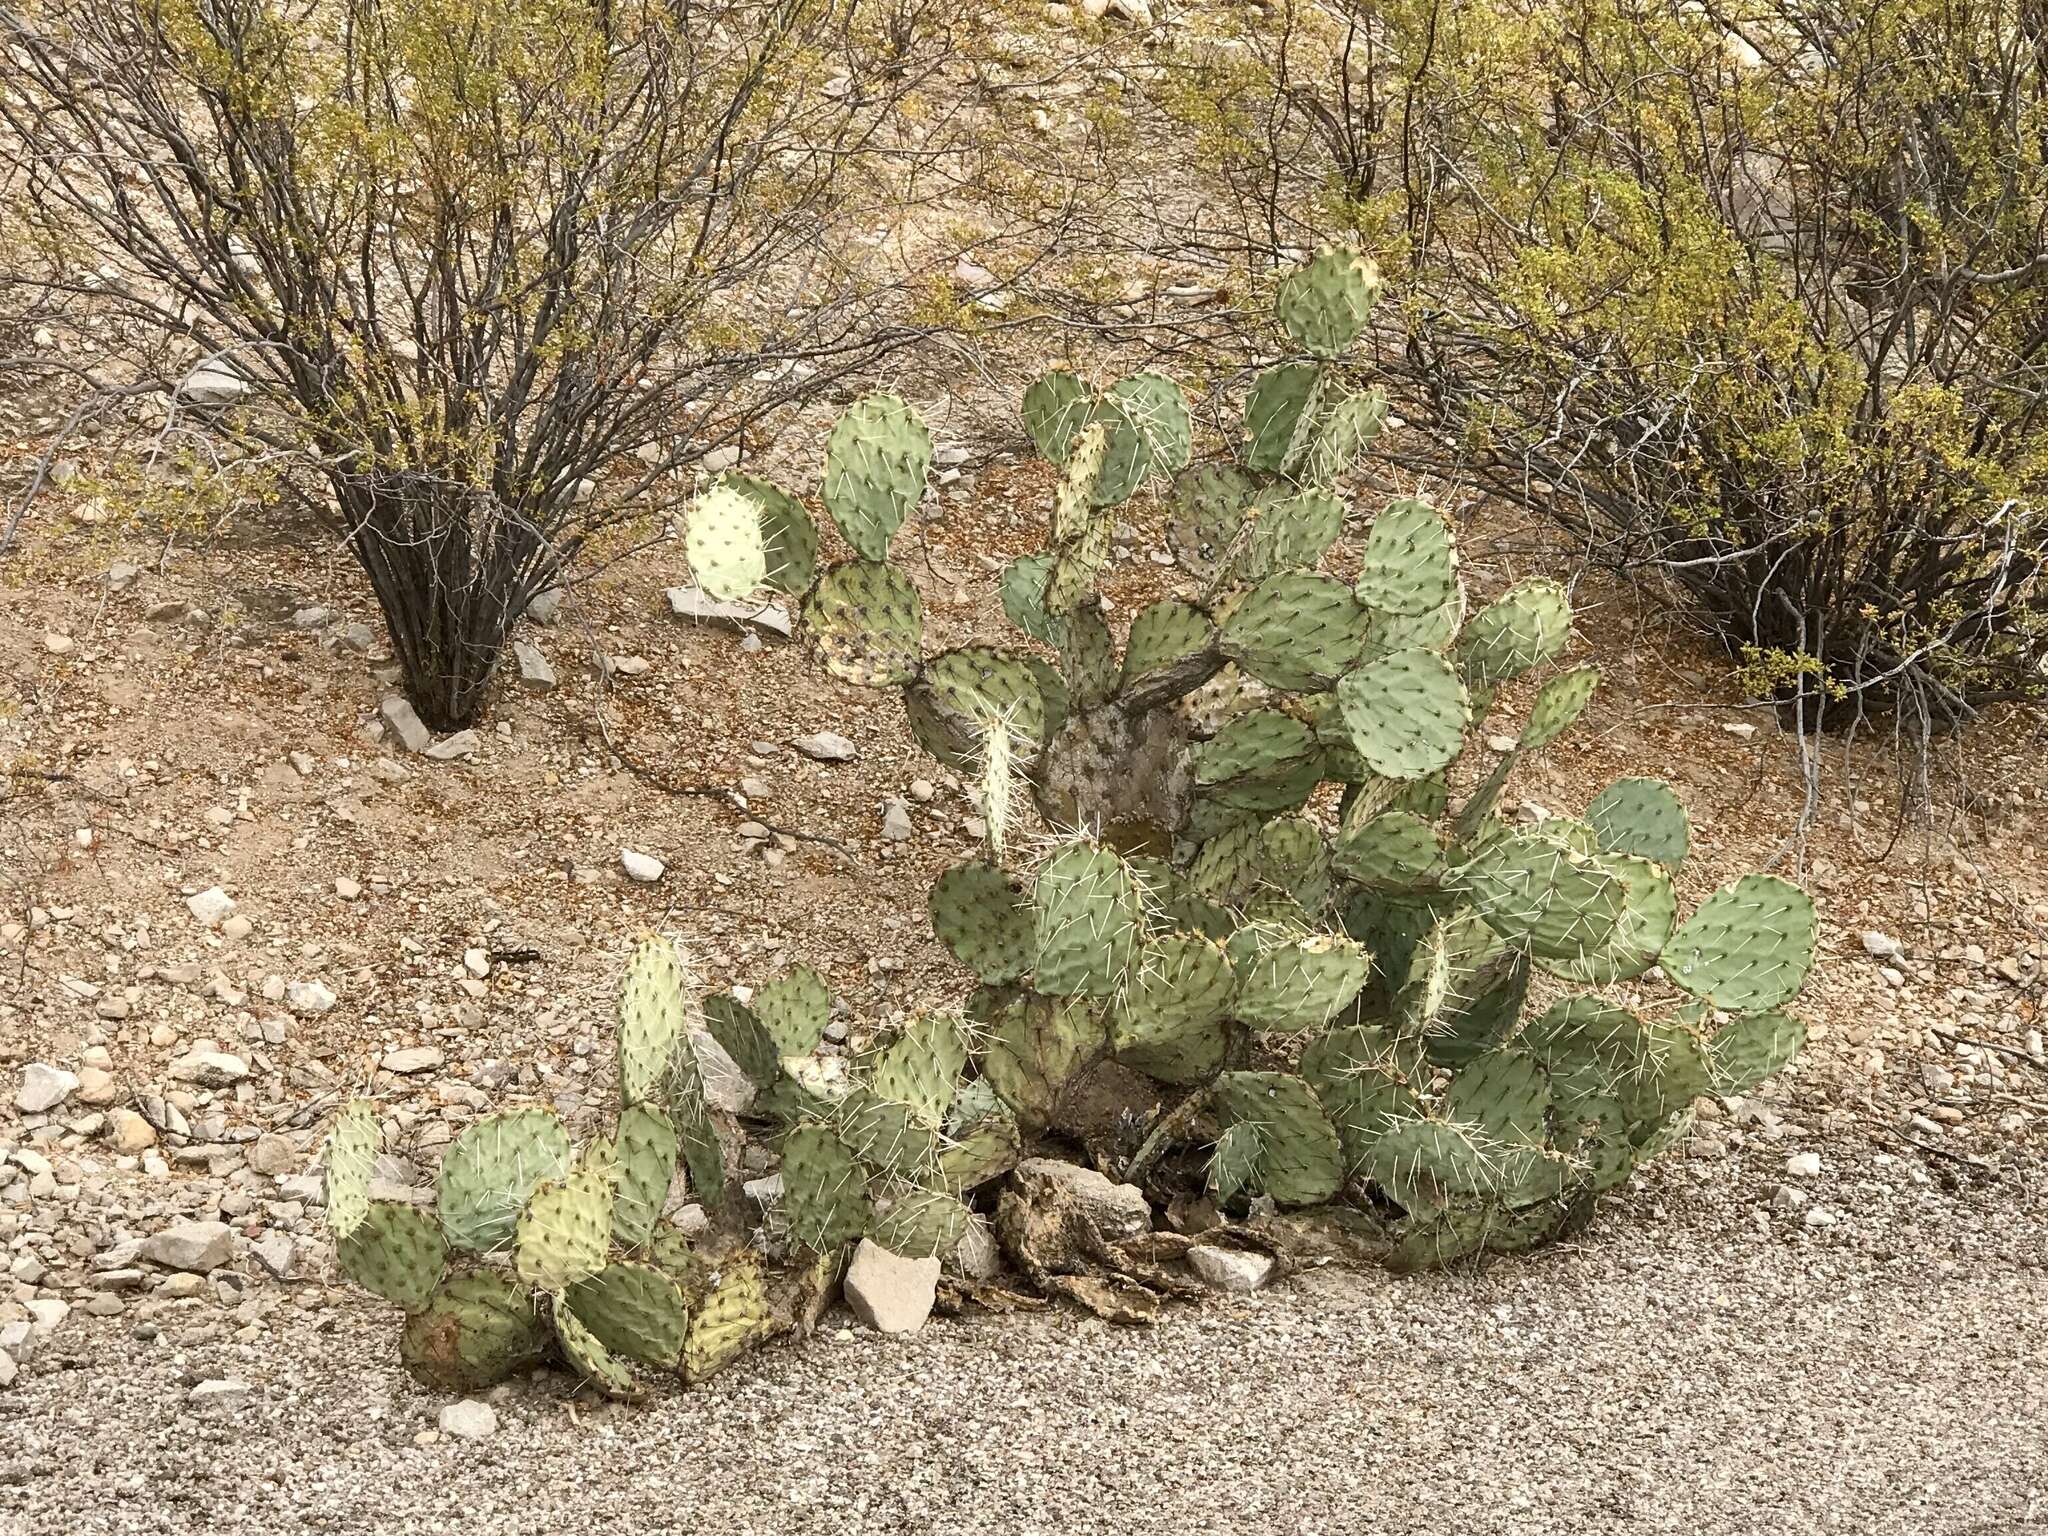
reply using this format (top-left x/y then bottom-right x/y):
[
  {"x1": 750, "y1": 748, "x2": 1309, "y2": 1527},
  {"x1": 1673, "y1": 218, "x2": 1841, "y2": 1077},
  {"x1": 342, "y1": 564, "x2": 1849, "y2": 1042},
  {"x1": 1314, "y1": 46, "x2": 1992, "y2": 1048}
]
[{"x1": 680, "y1": 247, "x2": 1818, "y2": 1269}]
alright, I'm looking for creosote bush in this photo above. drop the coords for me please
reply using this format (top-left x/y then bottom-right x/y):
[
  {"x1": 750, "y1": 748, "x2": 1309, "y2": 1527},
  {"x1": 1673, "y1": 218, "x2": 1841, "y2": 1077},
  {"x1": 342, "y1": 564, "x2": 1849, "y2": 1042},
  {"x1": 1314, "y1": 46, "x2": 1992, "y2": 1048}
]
[
  {"x1": 1152, "y1": 0, "x2": 2048, "y2": 751},
  {"x1": 3, "y1": 0, "x2": 948, "y2": 728}
]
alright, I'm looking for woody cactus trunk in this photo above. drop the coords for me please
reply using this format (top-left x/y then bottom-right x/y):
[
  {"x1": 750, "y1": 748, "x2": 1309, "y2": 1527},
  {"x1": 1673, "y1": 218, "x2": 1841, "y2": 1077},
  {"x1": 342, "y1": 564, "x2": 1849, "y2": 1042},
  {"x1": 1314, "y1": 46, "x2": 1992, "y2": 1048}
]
[{"x1": 682, "y1": 247, "x2": 1818, "y2": 1269}]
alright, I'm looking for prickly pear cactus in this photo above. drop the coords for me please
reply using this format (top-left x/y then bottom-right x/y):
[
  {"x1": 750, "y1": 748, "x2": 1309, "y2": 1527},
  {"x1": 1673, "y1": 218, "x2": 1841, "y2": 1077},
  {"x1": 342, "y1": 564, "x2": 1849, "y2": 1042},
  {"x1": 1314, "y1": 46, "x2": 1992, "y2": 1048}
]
[
  {"x1": 322, "y1": 934, "x2": 818, "y2": 1400},
  {"x1": 678, "y1": 247, "x2": 1820, "y2": 1272}
]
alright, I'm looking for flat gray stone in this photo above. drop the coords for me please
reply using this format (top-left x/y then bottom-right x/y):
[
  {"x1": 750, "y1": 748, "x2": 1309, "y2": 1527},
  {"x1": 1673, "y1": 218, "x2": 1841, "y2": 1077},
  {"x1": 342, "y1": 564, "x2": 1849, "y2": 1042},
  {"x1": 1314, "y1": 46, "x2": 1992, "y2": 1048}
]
[
  {"x1": 188, "y1": 1378, "x2": 252, "y2": 1412},
  {"x1": 880, "y1": 797, "x2": 915, "y2": 842},
  {"x1": 424, "y1": 730, "x2": 481, "y2": 761},
  {"x1": 665, "y1": 586, "x2": 794, "y2": 639},
  {"x1": 620, "y1": 848, "x2": 665, "y2": 883},
  {"x1": 381, "y1": 1047, "x2": 443, "y2": 1076},
  {"x1": 142, "y1": 1220, "x2": 235, "y2": 1273},
  {"x1": 185, "y1": 887, "x2": 236, "y2": 928},
  {"x1": 167, "y1": 1050, "x2": 249, "y2": 1088},
  {"x1": 844, "y1": 1238, "x2": 939, "y2": 1334},
  {"x1": 525, "y1": 588, "x2": 563, "y2": 625}
]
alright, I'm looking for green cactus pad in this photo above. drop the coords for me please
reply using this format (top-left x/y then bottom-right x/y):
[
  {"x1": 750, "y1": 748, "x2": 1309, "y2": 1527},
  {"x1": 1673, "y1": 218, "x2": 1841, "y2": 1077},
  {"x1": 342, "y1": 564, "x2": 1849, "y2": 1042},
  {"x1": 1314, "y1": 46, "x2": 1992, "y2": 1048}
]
[
  {"x1": 611, "y1": 1102, "x2": 680, "y2": 1252},
  {"x1": 1354, "y1": 499, "x2": 1458, "y2": 617},
  {"x1": 821, "y1": 393, "x2": 932, "y2": 559},
  {"x1": 1257, "y1": 815, "x2": 1333, "y2": 911},
  {"x1": 755, "y1": 965, "x2": 833, "y2": 1058},
  {"x1": 867, "y1": 1013, "x2": 968, "y2": 1127},
  {"x1": 1383, "y1": 1201, "x2": 1495, "y2": 1273},
  {"x1": 1442, "y1": 1048, "x2": 1551, "y2": 1148},
  {"x1": 940, "y1": 1114, "x2": 1022, "y2": 1192},
  {"x1": 832, "y1": 1085, "x2": 941, "y2": 1182},
  {"x1": 929, "y1": 861, "x2": 1035, "y2": 983},
  {"x1": 1167, "y1": 462, "x2": 1259, "y2": 577},
  {"x1": 1536, "y1": 853, "x2": 1677, "y2": 986},
  {"x1": 552, "y1": 1300, "x2": 641, "y2": 1400},
  {"x1": 664, "y1": 1038, "x2": 729, "y2": 1211},
  {"x1": 1120, "y1": 599, "x2": 1218, "y2": 708},
  {"x1": 1585, "y1": 777, "x2": 1692, "y2": 868},
  {"x1": 717, "y1": 473, "x2": 817, "y2": 595},
  {"x1": 869, "y1": 1190, "x2": 972, "y2": 1260},
  {"x1": 1243, "y1": 362, "x2": 1320, "y2": 474},
  {"x1": 1058, "y1": 606, "x2": 1121, "y2": 710},
  {"x1": 1362, "y1": 1115, "x2": 1503, "y2": 1218},
  {"x1": 1518, "y1": 666, "x2": 1601, "y2": 751},
  {"x1": 1212, "y1": 1070, "x2": 1345, "y2": 1205},
  {"x1": 643, "y1": 1222, "x2": 712, "y2": 1305},
  {"x1": 1107, "y1": 371, "x2": 1193, "y2": 474},
  {"x1": 1231, "y1": 485, "x2": 1346, "y2": 584},
  {"x1": 399, "y1": 1269, "x2": 551, "y2": 1394},
  {"x1": 913, "y1": 646, "x2": 1049, "y2": 761},
  {"x1": 1235, "y1": 933, "x2": 1373, "y2": 1030},
  {"x1": 1458, "y1": 831, "x2": 1628, "y2": 960},
  {"x1": 323, "y1": 1099, "x2": 379, "y2": 1240},
  {"x1": 779, "y1": 1122, "x2": 872, "y2": 1251},
  {"x1": 1022, "y1": 370, "x2": 1095, "y2": 464},
  {"x1": 999, "y1": 551, "x2": 1067, "y2": 647},
  {"x1": 683, "y1": 1259, "x2": 775, "y2": 1385},
  {"x1": 1367, "y1": 582, "x2": 1467, "y2": 655},
  {"x1": 514, "y1": 1159, "x2": 614, "y2": 1292},
  {"x1": 337, "y1": 1200, "x2": 447, "y2": 1312},
  {"x1": 1333, "y1": 809, "x2": 1445, "y2": 890},
  {"x1": 437, "y1": 1108, "x2": 574, "y2": 1254},
  {"x1": 1186, "y1": 818, "x2": 1262, "y2": 905},
  {"x1": 1520, "y1": 995, "x2": 1648, "y2": 1106},
  {"x1": 618, "y1": 935, "x2": 691, "y2": 1108},
  {"x1": 1045, "y1": 475, "x2": 1115, "y2": 615},
  {"x1": 1662, "y1": 875, "x2": 1817, "y2": 1012},
  {"x1": 703, "y1": 993, "x2": 780, "y2": 1089},
  {"x1": 1706, "y1": 1010, "x2": 1808, "y2": 1094},
  {"x1": 805, "y1": 559, "x2": 924, "y2": 687},
  {"x1": 1275, "y1": 246, "x2": 1381, "y2": 359},
  {"x1": 1191, "y1": 710, "x2": 1326, "y2": 813},
  {"x1": 566, "y1": 1261, "x2": 689, "y2": 1368},
  {"x1": 1218, "y1": 571, "x2": 1372, "y2": 691},
  {"x1": 1111, "y1": 932, "x2": 1237, "y2": 1083},
  {"x1": 1208, "y1": 1121, "x2": 1262, "y2": 1200},
  {"x1": 684, "y1": 482, "x2": 768, "y2": 601},
  {"x1": 1032, "y1": 841, "x2": 1146, "y2": 996},
  {"x1": 1298, "y1": 386, "x2": 1390, "y2": 487},
  {"x1": 1456, "y1": 578, "x2": 1572, "y2": 689},
  {"x1": 1337, "y1": 647, "x2": 1471, "y2": 780},
  {"x1": 981, "y1": 991, "x2": 1106, "y2": 1127},
  {"x1": 1083, "y1": 399, "x2": 1157, "y2": 508},
  {"x1": 1300, "y1": 1025, "x2": 1424, "y2": 1177}
]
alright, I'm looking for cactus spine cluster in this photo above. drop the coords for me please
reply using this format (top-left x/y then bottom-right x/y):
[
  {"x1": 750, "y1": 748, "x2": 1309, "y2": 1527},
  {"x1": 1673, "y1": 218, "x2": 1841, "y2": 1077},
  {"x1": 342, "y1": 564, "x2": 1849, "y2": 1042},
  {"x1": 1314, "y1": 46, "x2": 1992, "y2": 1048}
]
[{"x1": 679, "y1": 245, "x2": 1818, "y2": 1270}]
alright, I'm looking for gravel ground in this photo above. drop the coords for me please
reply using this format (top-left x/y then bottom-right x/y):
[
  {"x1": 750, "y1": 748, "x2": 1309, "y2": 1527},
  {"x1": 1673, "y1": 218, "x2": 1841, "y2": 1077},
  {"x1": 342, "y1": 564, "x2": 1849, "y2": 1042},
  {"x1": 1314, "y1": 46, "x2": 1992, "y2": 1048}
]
[{"x1": 6, "y1": 1152, "x2": 2042, "y2": 1536}]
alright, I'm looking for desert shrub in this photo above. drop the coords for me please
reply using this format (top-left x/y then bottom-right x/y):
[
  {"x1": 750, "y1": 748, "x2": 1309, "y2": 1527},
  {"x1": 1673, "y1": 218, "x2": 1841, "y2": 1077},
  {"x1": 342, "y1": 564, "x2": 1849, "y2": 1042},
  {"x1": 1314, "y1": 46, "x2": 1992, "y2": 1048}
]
[
  {"x1": 2, "y1": 0, "x2": 947, "y2": 727},
  {"x1": 1156, "y1": 0, "x2": 2048, "y2": 745}
]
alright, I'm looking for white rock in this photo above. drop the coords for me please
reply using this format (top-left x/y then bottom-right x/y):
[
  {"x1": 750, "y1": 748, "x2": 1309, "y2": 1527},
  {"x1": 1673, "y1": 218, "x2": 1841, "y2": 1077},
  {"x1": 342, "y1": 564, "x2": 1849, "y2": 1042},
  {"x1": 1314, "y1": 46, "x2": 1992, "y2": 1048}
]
[
  {"x1": 438, "y1": 1400, "x2": 498, "y2": 1439},
  {"x1": 188, "y1": 1378, "x2": 253, "y2": 1412},
  {"x1": 665, "y1": 586, "x2": 794, "y2": 639},
  {"x1": 424, "y1": 730, "x2": 481, "y2": 761},
  {"x1": 793, "y1": 731, "x2": 857, "y2": 762},
  {"x1": 1188, "y1": 1245, "x2": 1275, "y2": 1294},
  {"x1": 143, "y1": 1220, "x2": 235, "y2": 1273},
  {"x1": 621, "y1": 848, "x2": 665, "y2": 883},
  {"x1": 844, "y1": 1238, "x2": 939, "y2": 1334},
  {"x1": 178, "y1": 365, "x2": 253, "y2": 406},
  {"x1": 287, "y1": 979, "x2": 338, "y2": 1014},
  {"x1": 1721, "y1": 721, "x2": 1759, "y2": 740},
  {"x1": 1860, "y1": 930, "x2": 1903, "y2": 960},
  {"x1": 16, "y1": 1063, "x2": 78, "y2": 1114},
  {"x1": 382, "y1": 1046, "x2": 444, "y2": 1075},
  {"x1": 43, "y1": 632, "x2": 75, "y2": 655},
  {"x1": 379, "y1": 696, "x2": 432, "y2": 753},
  {"x1": 701, "y1": 445, "x2": 742, "y2": 474},
  {"x1": 1785, "y1": 1151, "x2": 1822, "y2": 1178},
  {"x1": 168, "y1": 1050, "x2": 249, "y2": 1087},
  {"x1": 186, "y1": 887, "x2": 237, "y2": 928},
  {"x1": 525, "y1": 588, "x2": 563, "y2": 625},
  {"x1": 513, "y1": 641, "x2": 557, "y2": 693},
  {"x1": 880, "y1": 797, "x2": 915, "y2": 842}
]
